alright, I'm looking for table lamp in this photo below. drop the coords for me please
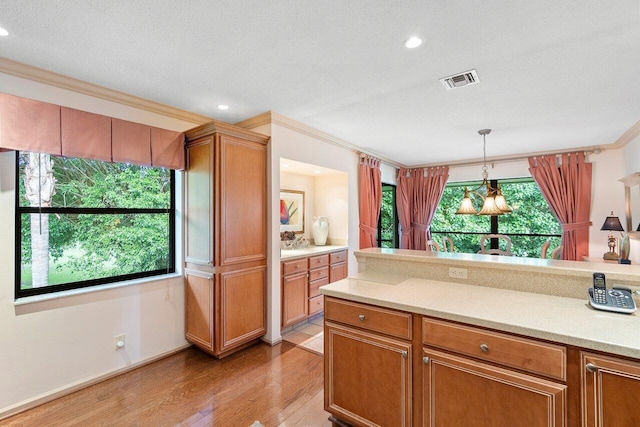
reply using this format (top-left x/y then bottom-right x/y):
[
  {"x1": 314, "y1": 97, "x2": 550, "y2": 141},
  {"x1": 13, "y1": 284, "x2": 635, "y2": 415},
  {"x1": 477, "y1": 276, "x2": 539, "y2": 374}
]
[{"x1": 600, "y1": 212, "x2": 624, "y2": 261}]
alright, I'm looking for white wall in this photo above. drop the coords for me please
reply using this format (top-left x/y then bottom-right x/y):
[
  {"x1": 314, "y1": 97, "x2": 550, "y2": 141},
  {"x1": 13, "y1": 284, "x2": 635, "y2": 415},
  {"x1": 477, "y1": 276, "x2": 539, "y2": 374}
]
[
  {"x1": 315, "y1": 173, "x2": 349, "y2": 244},
  {"x1": 0, "y1": 74, "x2": 195, "y2": 416},
  {"x1": 248, "y1": 120, "x2": 359, "y2": 344},
  {"x1": 622, "y1": 134, "x2": 640, "y2": 263}
]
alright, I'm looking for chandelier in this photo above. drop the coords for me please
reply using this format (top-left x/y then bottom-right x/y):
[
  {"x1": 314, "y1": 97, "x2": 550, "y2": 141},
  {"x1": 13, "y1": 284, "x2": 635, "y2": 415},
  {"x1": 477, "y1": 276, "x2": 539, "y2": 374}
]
[{"x1": 456, "y1": 129, "x2": 512, "y2": 216}]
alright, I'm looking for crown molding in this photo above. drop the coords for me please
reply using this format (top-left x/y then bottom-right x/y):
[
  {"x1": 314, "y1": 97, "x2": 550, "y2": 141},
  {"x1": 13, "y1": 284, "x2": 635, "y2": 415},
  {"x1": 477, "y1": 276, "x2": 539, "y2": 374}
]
[
  {"x1": 236, "y1": 111, "x2": 404, "y2": 169},
  {"x1": 613, "y1": 119, "x2": 640, "y2": 148},
  {"x1": 0, "y1": 57, "x2": 211, "y2": 125}
]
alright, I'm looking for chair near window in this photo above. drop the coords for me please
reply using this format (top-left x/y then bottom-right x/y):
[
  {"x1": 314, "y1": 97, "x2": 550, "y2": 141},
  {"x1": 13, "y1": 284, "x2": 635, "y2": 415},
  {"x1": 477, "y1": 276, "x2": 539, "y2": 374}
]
[
  {"x1": 441, "y1": 236, "x2": 455, "y2": 252},
  {"x1": 426, "y1": 240, "x2": 441, "y2": 251},
  {"x1": 540, "y1": 240, "x2": 562, "y2": 259},
  {"x1": 478, "y1": 234, "x2": 513, "y2": 256}
]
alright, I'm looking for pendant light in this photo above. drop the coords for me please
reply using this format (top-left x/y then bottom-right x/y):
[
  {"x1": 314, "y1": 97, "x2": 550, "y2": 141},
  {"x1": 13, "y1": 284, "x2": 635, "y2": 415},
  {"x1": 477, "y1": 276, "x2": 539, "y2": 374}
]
[{"x1": 456, "y1": 129, "x2": 512, "y2": 216}]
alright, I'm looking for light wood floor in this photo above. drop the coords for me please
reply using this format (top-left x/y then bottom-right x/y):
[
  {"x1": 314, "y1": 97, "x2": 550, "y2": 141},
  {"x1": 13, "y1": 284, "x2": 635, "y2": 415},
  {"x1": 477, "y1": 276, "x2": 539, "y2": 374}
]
[{"x1": 4, "y1": 342, "x2": 332, "y2": 427}]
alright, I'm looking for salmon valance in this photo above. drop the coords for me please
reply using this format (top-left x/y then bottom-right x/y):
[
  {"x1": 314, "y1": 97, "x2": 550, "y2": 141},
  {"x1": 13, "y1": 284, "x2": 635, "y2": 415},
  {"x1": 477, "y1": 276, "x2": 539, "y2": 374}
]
[{"x1": 0, "y1": 93, "x2": 185, "y2": 170}]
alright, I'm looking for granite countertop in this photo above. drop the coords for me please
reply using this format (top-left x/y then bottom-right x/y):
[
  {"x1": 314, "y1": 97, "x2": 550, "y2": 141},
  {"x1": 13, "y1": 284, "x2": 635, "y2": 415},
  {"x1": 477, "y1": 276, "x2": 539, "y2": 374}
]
[
  {"x1": 319, "y1": 271, "x2": 640, "y2": 359},
  {"x1": 280, "y1": 245, "x2": 348, "y2": 260}
]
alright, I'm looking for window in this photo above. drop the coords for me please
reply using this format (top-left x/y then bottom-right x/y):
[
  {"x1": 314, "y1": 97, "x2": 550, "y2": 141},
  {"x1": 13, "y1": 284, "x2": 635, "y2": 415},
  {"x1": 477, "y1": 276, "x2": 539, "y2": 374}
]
[
  {"x1": 430, "y1": 178, "x2": 561, "y2": 257},
  {"x1": 16, "y1": 152, "x2": 175, "y2": 298},
  {"x1": 378, "y1": 184, "x2": 399, "y2": 248}
]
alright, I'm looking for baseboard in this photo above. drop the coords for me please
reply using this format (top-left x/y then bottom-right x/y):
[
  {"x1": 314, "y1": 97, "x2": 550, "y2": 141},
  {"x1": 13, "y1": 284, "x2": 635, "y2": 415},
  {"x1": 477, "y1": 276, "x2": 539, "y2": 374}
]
[
  {"x1": 261, "y1": 335, "x2": 283, "y2": 346},
  {"x1": 0, "y1": 344, "x2": 192, "y2": 421}
]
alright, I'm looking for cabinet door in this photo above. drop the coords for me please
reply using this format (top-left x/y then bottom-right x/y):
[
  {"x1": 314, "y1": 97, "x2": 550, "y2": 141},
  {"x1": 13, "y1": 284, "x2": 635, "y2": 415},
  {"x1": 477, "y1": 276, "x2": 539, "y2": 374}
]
[
  {"x1": 325, "y1": 322, "x2": 412, "y2": 426},
  {"x1": 581, "y1": 352, "x2": 640, "y2": 427},
  {"x1": 185, "y1": 269, "x2": 214, "y2": 352},
  {"x1": 217, "y1": 266, "x2": 266, "y2": 354},
  {"x1": 329, "y1": 262, "x2": 347, "y2": 283},
  {"x1": 282, "y1": 273, "x2": 308, "y2": 327},
  {"x1": 185, "y1": 139, "x2": 214, "y2": 265},
  {"x1": 422, "y1": 348, "x2": 566, "y2": 427},
  {"x1": 218, "y1": 134, "x2": 267, "y2": 266}
]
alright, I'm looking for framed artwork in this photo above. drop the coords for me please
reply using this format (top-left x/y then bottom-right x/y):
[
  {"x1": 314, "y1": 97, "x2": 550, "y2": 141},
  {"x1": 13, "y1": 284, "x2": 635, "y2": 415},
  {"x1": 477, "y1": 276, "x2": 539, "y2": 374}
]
[{"x1": 280, "y1": 189, "x2": 304, "y2": 233}]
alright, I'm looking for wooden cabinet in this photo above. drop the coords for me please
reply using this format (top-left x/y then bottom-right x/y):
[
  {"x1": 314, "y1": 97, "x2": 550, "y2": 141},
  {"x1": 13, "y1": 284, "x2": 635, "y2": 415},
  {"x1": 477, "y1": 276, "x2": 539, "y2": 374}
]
[
  {"x1": 281, "y1": 248, "x2": 348, "y2": 327},
  {"x1": 282, "y1": 259, "x2": 308, "y2": 327},
  {"x1": 324, "y1": 297, "x2": 412, "y2": 426},
  {"x1": 184, "y1": 121, "x2": 269, "y2": 358},
  {"x1": 422, "y1": 318, "x2": 567, "y2": 426},
  {"x1": 581, "y1": 352, "x2": 640, "y2": 426}
]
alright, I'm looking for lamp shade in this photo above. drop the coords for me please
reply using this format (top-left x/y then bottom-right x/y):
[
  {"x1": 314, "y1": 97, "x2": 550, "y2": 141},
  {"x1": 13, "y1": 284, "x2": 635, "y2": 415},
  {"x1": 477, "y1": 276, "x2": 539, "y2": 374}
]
[
  {"x1": 478, "y1": 196, "x2": 505, "y2": 216},
  {"x1": 600, "y1": 212, "x2": 624, "y2": 231},
  {"x1": 456, "y1": 188, "x2": 478, "y2": 215}
]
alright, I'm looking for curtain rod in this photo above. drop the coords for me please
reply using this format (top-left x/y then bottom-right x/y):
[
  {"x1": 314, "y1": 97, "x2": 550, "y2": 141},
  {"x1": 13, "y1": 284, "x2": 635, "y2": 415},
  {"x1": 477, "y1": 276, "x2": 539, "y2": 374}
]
[{"x1": 407, "y1": 147, "x2": 603, "y2": 170}]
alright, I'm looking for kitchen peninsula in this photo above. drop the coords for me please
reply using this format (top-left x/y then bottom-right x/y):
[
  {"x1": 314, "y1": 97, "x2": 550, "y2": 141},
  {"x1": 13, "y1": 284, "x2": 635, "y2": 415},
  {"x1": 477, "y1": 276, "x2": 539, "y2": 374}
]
[{"x1": 320, "y1": 248, "x2": 640, "y2": 426}]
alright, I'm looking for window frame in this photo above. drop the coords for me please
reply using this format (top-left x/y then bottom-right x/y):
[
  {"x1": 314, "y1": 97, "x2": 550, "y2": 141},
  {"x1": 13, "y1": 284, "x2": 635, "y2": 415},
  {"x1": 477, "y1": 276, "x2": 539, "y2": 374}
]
[
  {"x1": 378, "y1": 183, "x2": 399, "y2": 249},
  {"x1": 430, "y1": 177, "x2": 561, "y2": 254},
  {"x1": 14, "y1": 152, "x2": 176, "y2": 299}
]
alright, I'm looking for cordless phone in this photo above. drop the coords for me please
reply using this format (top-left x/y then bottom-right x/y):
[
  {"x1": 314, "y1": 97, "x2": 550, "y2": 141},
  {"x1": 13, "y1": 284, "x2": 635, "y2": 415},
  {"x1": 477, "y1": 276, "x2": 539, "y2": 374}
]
[{"x1": 588, "y1": 272, "x2": 637, "y2": 314}]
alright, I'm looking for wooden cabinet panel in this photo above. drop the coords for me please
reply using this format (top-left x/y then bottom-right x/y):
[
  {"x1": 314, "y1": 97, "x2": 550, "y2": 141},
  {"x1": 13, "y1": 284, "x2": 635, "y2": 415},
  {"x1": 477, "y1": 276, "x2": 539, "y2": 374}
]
[
  {"x1": 309, "y1": 254, "x2": 329, "y2": 268},
  {"x1": 185, "y1": 269, "x2": 214, "y2": 351},
  {"x1": 185, "y1": 121, "x2": 269, "y2": 358},
  {"x1": 218, "y1": 135, "x2": 266, "y2": 266},
  {"x1": 325, "y1": 297, "x2": 412, "y2": 340},
  {"x1": 329, "y1": 262, "x2": 347, "y2": 283},
  {"x1": 423, "y1": 317, "x2": 567, "y2": 381},
  {"x1": 282, "y1": 273, "x2": 308, "y2": 327},
  {"x1": 282, "y1": 258, "x2": 307, "y2": 275},
  {"x1": 309, "y1": 266, "x2": 328, "y2": 282},
  {"x1": 423, "y1": 348, "x2": 567, "y2": 427},
  {"x1": 325, "y1": 322, "x2": 412, "y2": 427},
  {"x1": 309, "y1": 295, "x2": 324, "y2": 315},
  {"x1": 185, "y1": 140, "x2": 213, "y2": 265},
  {"x1": 329, "y1": 250, "x2": 347, "y2": 264},
  {"x1": 218, "y1": 266, "x2": 266, "y2": 353},
  {"x1": 581, "y1": 352, "x2": 640, "y2": 426},
  {"x1": 309, "y1": 276, "x2": 329, "y2": 298}
]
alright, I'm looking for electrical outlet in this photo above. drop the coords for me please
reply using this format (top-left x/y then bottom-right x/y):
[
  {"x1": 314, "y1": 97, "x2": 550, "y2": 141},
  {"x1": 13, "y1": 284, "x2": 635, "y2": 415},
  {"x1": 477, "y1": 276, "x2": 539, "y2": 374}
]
[
  {"x1": 115, "y1": 334, "x2": 125, "y2": 350},
  {"x1": 449, "y1": 267, "x2": 468, "y2": 279}
]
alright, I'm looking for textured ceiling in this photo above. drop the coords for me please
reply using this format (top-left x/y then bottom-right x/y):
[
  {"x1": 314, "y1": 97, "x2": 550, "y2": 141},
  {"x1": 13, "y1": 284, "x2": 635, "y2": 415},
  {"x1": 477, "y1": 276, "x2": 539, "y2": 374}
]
[{"x1": 1, "y1": 0, "x2": 639, "y2": 166}]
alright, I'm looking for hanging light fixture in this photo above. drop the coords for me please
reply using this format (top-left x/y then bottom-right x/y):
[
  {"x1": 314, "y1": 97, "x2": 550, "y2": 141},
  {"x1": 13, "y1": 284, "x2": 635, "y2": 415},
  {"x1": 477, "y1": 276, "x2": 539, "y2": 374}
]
[{"x1": 456, "y1": 129, "x2": 512, "y2": 216}]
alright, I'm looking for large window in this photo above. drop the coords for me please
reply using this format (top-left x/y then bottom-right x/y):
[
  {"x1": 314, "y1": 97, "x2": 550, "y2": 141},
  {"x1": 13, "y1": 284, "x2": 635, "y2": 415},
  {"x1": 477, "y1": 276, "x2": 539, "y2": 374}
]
[
  {"x1": 16, "y1": 152, "x2": 175, "y2": 298},
  {"x1": 430, "y1": 178, "x2": 561, "y2": 257},
  {"x1": 378, "y1": 184, "x2": 399, "y2": 248}
]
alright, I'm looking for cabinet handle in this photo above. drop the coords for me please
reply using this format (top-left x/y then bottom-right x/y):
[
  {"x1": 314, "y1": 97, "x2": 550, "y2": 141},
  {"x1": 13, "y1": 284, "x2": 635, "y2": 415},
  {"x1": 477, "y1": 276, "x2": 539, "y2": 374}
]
[
  {"x1": 401, "y1": 351, "x2": 408, "y2": 358},
  {"x1": 480, "y1": 343, "x2": 490, "y2": 353},
  {"x1": 586, "y1": 363, "x2": 598, "y2": 373},
  {"x1": 358, "y1": 314, "x2": 366, "y2": 321},
  {"x1": 423, "y1": 356, "x2": 430, "y2": 364}
]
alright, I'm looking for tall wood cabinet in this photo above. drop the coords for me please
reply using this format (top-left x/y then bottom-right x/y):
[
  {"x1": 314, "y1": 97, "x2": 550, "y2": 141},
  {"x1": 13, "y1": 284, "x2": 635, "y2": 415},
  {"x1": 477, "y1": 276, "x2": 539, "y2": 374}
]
[{"x1": 184, "y1": 120, "x2": 269, "y2": 358}]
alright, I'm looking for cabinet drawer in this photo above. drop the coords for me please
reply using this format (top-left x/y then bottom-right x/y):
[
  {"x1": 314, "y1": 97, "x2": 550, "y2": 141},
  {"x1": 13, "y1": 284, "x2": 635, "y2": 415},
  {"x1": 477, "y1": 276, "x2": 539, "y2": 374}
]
[
  {"x1": 282, "y1": 258, "x2": 308, "y2": 276},
  {"x1": 309, "y1": 266, "x2": 328, "y2": 282},
  {"x1": 330, "y1": 250, "x2": 347, "y2": 265},
  {"x1": 325, "y1": 297, "x2": 412, "y2": 340},
  {"x1": 309, "y1": 254, "x2": 329, "y2": 268},
  {"x1": 422, "y1": 317, "x2": 567, "y2": 381},
  {"x1": 309, "y1": 295, "x2": 324, "y2": 315},
  {"x1": 309, "y1": 276, "x2": 329, "y2": 298}
]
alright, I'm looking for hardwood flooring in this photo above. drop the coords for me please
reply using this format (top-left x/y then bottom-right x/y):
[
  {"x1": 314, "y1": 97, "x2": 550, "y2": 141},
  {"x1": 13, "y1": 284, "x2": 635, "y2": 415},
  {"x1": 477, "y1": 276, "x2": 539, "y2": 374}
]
[{"x1": 4, "y1": 342, "x2": 332, "y2": 427}]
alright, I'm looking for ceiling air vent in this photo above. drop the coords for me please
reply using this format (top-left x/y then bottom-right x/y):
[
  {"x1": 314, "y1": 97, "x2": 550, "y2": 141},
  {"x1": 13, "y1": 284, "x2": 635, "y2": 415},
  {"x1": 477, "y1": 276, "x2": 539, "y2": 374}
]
[{"x1": 439, "y1": 69, "x2": 480, "y2": 90}]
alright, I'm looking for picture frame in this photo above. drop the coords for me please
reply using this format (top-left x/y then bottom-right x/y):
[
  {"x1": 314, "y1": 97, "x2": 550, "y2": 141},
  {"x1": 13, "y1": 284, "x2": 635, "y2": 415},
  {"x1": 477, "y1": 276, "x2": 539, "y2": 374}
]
[{"x1": 280, "y1": 189, "x2": 305, "y2": 233}]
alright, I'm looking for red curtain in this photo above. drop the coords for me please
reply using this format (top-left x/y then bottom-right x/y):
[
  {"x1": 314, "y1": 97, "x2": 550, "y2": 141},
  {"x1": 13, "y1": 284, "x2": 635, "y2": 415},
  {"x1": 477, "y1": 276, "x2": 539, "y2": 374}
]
[
  {"x1": 0, "y1": 93, "x2": 185, "y2": 170},
  {"x1": 528, "y1": 152, "x2": 592, "y2": 260},
  {"x1": 359, "y1": 155, "x2": 382, "y2": 249},
  {"x1": 411, "y1": 166, "x2": 449, "y2": 250},
  {"x1": 396, "y1": 168, "x2": 414, "y2": 249}
]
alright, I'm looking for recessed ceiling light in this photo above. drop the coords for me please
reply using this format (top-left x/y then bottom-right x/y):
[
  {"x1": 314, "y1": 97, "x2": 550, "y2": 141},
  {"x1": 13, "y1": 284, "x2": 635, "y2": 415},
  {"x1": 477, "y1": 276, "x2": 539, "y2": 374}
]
[
  {"x1": 314, "y1": 170, "x2": 321, "y2": 174},
  {"x1": 283, "y1": 163, "x2": 290, "y2": 168},
  {"x1": 404, "y1": 36, "x2": 423, "y2": 49},
  {"x1": 217, "y1": 104, "x2": 229, "y2": 110},
  {"x1": 0, "y1": 27, "x2": 9, "y2": 37}
]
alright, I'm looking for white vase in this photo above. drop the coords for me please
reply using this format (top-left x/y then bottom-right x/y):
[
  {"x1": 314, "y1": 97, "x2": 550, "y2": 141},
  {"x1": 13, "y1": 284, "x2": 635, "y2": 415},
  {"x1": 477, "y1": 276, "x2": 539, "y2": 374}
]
[{"x1": 312, "y1": 216, "x2": 329, "y2": 246}]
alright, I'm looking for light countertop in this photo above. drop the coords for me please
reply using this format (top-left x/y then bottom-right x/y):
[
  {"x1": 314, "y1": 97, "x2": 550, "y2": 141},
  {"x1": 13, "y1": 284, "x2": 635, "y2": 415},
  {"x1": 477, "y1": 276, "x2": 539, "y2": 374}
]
[
  {"x1": 320, "y1": 270, "x2": 640, "y2": 359},
  {"x1": 280, "y1": 245, "x2": 348, "y2": 260}
]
